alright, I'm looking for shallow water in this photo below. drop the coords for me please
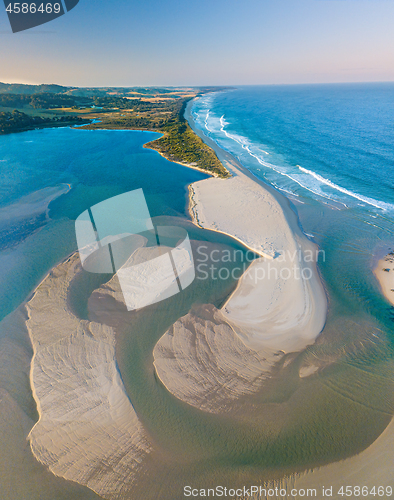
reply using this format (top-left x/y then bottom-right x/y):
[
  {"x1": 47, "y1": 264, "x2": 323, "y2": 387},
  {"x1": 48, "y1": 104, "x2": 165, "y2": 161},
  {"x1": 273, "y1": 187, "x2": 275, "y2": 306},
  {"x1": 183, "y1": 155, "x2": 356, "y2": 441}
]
[{"x1": 0, "y1": 128, "x2": 210, "y2": 499}]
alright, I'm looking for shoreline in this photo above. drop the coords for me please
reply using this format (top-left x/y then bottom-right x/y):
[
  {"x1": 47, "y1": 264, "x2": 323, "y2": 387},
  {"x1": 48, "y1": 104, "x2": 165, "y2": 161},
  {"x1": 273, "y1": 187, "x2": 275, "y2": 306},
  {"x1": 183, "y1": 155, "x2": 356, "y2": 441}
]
[
  {"x1": 184, "y1": 97, "x2": 308, "y2": 238},
  {"x1": 21, "y1": 105, "x2": 329, "y2": 495},
  {"x1": 75, "y1": 124, "x2": 224, "y2": 178},
  {"x1": 152, "y1": 96, "x2": 329, "y2": 414},
  {"x1": 183, "y1": 97, "x2": 327, "y2": 353},
  {"x1": 20, "y1": 99, "x2": 394, "y2": 496}
]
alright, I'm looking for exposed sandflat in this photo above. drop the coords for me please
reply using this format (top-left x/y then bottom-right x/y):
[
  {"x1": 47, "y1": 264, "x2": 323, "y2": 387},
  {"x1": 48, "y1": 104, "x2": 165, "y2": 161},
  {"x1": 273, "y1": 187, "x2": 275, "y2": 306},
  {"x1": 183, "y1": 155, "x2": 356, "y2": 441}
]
[
  {"x1": 374, "y1": 252, "x2": 394, "y2": 306},
  {"x1": 26, "y1": 253, "x2": 151, "y2": 500},
  {"x1": 189, "y1": 163, "x2": 327, "y2": 353},
  {"x1": 154, "y1": 147, "x2": 327, "y2": 409}
]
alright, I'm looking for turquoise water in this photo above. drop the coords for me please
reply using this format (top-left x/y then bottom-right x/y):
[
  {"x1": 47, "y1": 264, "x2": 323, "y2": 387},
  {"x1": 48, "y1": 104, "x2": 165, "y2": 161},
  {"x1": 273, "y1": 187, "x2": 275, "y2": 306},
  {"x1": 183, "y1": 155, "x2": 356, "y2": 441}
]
[{"x1": 0, "y1": 127, "x2": 208, "y2": 321}]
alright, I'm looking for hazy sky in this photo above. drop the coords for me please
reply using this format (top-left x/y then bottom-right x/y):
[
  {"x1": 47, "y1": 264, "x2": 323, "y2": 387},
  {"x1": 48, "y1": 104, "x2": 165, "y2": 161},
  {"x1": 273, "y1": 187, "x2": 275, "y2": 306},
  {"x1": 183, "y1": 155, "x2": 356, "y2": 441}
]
[{"x1": 1, "y1": 0, "x2": 394, "y2": 86}]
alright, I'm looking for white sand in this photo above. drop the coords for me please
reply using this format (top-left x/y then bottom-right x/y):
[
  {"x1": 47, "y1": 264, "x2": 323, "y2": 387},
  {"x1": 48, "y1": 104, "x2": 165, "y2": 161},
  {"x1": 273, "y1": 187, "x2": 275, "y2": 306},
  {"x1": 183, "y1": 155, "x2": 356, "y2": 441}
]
[
  {"x1": 374, "y1": 252, "x2": 394, "y2": 306},
  {"x1": 153, "y1": 304, "x2": 282, "y2": 413},
  {"x1": 26, "y1": 253, "x2": 151, "y2": 500},
  {"x1": 190, "y1": 161, "x2": 327, "y2": 353},
  {"x1": 153, "y1": 148, "x2": 327, "y2": 411}
]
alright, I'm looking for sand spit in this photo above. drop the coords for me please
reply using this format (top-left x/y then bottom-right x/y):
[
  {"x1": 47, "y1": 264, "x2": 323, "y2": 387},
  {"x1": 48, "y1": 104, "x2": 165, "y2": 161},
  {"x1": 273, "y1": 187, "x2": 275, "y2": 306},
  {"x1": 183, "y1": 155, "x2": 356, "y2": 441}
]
[
  {"x1": 26, "y1": 253, "x2": 151, "y2": 500},
  {"x1": 186, "y1": 99, "x2": 327, "y2": 352},
  {"x1": 154, "y1": 168, "x2": 327, "y2": 408},
  {"x1": 374, "y1": 251, "x2": 394, "y2": 306},
  {"x1": 189, "y1": 164, "x2": 327, "y2": 353},
  {"x1": 152, "y1": 103, "x2": 328, "y2": 411}
]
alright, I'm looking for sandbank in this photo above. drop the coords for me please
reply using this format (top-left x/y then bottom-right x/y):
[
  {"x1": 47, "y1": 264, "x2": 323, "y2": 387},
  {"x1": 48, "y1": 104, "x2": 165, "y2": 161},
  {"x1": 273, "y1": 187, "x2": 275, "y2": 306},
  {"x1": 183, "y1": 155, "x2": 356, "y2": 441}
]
[
  {"x1": 185, "y1": 100, "x2": 327, "y2": 353},
  {"x1": 374, "y1": 251, "x2": 394, "y2": 306},
  {"x1": 152, "y1": 99, "x2": 327, "y2": 411},
  {"x1": 26, "y1": 253, "x2": 151, "y2": 500}
]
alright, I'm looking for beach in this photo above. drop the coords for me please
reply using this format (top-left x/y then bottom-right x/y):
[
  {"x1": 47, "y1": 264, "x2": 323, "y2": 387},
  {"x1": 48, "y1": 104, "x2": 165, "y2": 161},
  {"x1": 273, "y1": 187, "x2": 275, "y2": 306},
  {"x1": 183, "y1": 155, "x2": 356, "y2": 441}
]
[
  {"x1": 150, "y1": 101, "x2": 327, "y2": 412},
  {"x1": 186, "y1": 99, "x2": 327, "y2": 353},
  {"x1": 374, "y1": 251, "x2": 394, "y2": 306}
]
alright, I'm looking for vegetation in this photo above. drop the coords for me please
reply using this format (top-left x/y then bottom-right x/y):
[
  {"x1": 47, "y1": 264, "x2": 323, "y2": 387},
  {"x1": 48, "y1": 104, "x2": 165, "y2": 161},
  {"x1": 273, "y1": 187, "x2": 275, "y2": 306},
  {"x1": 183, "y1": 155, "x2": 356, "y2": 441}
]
[
  {"x1": 147, "y1": 100, "x2": 230, "y2": 178},
  {"x1": 0, "y1": 93, "x2": 84, "y2": 109},
  {"x1": 0, "y1": 110, "x2": 85, "y2": 134},
  {"x1": 85, "y1": 97, "x2": 229, "y2": 177},
  {"x1": 0, "y1": 82, "x2": 231, "y2": 178},
  {"x1": 0, "y1": 82, "x2": 70, "y2": 94}
]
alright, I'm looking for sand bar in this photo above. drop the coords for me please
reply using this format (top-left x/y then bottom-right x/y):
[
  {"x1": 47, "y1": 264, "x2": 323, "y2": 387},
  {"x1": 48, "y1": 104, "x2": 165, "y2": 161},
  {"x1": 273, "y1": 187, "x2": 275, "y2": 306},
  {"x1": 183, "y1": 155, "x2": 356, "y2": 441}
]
[
  {"x1": 26, "y1": 253, "x2": 151, "y2": 500},
  {"x1": 152, "y1": 100, "x2": 328, "y2": 411},
  {"x1": 374, "y1": 251, "x2": 394, "y2": 306},
  {"x1": 186, "y1": 100, "x2": 327, "y2": 353}
]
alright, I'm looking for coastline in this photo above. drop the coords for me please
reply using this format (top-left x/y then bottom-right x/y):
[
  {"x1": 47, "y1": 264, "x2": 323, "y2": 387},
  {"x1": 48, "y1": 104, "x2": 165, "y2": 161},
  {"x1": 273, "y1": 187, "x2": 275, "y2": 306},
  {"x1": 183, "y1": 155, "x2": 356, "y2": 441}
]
[
  {"x1": 19, "y1": 98, "x2": 394, "y2": 496},
  {"x1": 183, "y1": 95, "x2": 394, "y2": 493},
  {"x1": 152, "y1": 97, "x2": 328, "y2": 413},
  {"x1": 184, "y1": 97, "x2": 327, "y2": 352},
  {"x1": 20, "y1": 104, "x2": 330, "y2": 495}
]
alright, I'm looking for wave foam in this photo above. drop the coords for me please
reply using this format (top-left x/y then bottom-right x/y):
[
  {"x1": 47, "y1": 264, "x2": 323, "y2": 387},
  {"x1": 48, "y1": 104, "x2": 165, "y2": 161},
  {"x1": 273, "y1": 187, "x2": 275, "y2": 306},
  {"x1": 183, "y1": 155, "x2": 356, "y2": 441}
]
[
  {"x1": 298, "y1": 166, "x2": 394, "y2": 211},
  {"x1": 194, "y1": 102, "x2": 393, "y2": 213}
]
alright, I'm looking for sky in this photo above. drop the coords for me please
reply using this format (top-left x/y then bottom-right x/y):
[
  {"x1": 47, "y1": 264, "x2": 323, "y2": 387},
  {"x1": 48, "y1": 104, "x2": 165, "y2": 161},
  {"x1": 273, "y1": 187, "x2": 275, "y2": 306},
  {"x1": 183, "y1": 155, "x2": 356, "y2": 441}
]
[{"x1": 0, "y1": 0, "x2": 394, "y2": 87}]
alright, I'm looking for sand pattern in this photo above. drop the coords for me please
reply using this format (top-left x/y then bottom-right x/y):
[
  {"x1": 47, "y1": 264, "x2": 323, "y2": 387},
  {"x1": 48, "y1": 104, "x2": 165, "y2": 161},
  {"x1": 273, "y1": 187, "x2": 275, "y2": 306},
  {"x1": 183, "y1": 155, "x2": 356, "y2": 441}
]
[
  {"x1": 153, "y1": 304, "x2": 282, "y2": 413},
  {"x1": 26, "y1": 254, "x2": 151, "y2": 500}
]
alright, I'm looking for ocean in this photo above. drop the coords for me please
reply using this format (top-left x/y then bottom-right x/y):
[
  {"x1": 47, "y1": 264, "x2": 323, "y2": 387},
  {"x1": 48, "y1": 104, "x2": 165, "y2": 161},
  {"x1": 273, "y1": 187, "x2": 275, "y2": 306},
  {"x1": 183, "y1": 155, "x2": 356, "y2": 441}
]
[
  {"x1": 192, "y1": 83, "x2": 394, "y2": 213},
  {"x1": 191, "y1": 84, "x2": 394, "y2": 341}
]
